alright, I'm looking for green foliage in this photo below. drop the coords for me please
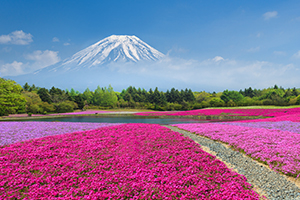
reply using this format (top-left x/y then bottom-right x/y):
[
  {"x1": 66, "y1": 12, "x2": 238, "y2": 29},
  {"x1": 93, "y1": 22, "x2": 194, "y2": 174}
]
[
  {"x1": 3, "y1": 78, "x2": 300, "y2": 113},
  {"x1": 82, "y1": 88, "x2": 93, "y2": 104},
  {"x1": 27, "y1": 104, "x2": 42, "y2": 114},
  {"x1": 38, "y1": 102, "x2": 55, "y2": 113},
  {"x1": 54, "y1": 101, "x2": 78, "y2": 113},
  {"x1": 22, "y1": 91, "x2": 42, "y2": 114},
  {"x1": 37, "y1": 88, "x2": 52, "y2": 103},
  {"x1": 0, "y1": 78, "x2": 26, "y2": 116},
  {"x1": 91, "y1": 85, "x2": 118, "y2": 108},
  {"x1": 226, "y1": 100, "x2": 236, "y2": 107},
  {"x1": 195, "y1": 91, "x2": 212, "y2": 103},
  {"x1": 296, "y1": 95, "x2": 300, "y2": 105},
  {"x1": 220, "y1": 90, "x2": 244, "y2": 104},
  {"x1": 200, "y1": 101, "x2": 210, "y2": 108},
  {"x1": 23, "y1": 82, "x2": 30, "y2": 91},
  {"x1": 209, "y1": 97, "x2": 225, "y2": 107}
]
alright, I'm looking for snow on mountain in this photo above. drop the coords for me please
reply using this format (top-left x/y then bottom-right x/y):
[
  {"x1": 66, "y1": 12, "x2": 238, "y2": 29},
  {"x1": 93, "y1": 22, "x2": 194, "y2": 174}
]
[
  {"x1": 7, "y1": 35, "x2": 165, "y2": 89},
  {"x1": 48, "y1": 35, "x2": 164, "y2": 72}
]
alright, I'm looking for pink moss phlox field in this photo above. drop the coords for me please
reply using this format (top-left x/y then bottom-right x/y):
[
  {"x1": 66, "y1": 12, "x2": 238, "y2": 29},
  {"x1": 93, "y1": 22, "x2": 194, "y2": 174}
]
[
  {"x1": 0, "y1": 122, "x2": 120, "y2": 146},
  {"x1": 0, "y1": 124, "x2": 261, "y2": 199},
  {"x1": 135, "y1": 107, "x2": 300, "y2": 118},
  {"x1": 173, "y1": 123, "x2": 300, "y2": 178},
  {"x1": 222, "y1": 121, "x2": 300, "y2": 133},
  {"x1": 237, "y1": 113, "x2": 300, "y2": 122}
]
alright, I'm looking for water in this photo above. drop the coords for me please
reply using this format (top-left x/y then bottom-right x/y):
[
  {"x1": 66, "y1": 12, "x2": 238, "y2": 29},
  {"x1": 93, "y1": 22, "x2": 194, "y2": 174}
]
[{"x1": 26, "y1": 116, "x2": 213, "y2": 124}]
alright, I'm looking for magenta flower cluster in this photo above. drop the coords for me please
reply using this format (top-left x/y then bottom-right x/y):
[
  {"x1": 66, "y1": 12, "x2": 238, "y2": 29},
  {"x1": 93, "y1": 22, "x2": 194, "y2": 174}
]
[
  {"x1": 136, "y1": 108, "x2": 300, "y2": 118},
  {"x1": 0, "y1": 124, "x2": 260, "y2": 199},
  {"x1": 238, "y1": 113, "x2": 300, "y2": 122},
  {"x1": 173, "y1": 123, "x2": 300, "y2": 178},
  {"x1": 0, "y1": 122, "x2": 120, "y2": 146},
  {"x1": 222, "y1": 121, "x2": 300, "y2": 133}
]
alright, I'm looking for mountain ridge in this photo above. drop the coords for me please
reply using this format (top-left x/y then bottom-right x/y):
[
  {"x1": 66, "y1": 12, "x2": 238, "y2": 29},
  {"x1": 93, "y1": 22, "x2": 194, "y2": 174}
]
[{"x1": 35, "y1": 35, "x2": 164, "y2": 74}]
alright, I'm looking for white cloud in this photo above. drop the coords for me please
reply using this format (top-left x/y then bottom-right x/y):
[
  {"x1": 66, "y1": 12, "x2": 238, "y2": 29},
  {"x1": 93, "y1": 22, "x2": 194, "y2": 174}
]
[
  {"x1": 273, "y1": 51, "x2": 286, "y2": 56},
  {"x1": 212, "y1": 56, "x2": 224, "y2": 62},
  {"x1": 107, "y1": 55, "x2": 300, "y2": 91},
  {"x1": 0, "y1": 61, "x2": 24, "y2": 76},
  {"x1": 25, "y1": 50, "x2": 60, "y2": 70},
  {"x1": 263, "y1": 11, "x2": 278, "y2": 20},
  {"x1": 0, "y1": 30, "x2": 33, "y2": 45},
  {"x1": 64, "y1": 42, "x2": 70, "y2": 46},
  {"x1": 2, "y1": 47, "x2": 12, "y2": 52},
  {"x1": 0, "y1": 50, "x2": 61, "y2": 76},
  {"x1": 292, "y1": 17, "x2": 300, "y2": 22},
  {"x1": 52, "y1": 37, "x2": 59, "y2": 42},
  {"x1": 292, "y1": 51, "x2": 300, "y2": 59},
  {"x1": 256, "y1": 33, "x2": 262, "y2": 38},
  {"x1": 247, "y1": 46, "x2": 260, "y2": 52}
]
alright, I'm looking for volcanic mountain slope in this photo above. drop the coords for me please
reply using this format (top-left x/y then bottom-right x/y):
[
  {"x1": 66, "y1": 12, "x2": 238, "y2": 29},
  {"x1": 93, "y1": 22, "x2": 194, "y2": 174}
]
[
  {"x1": 5, "y1": 35, "x2": 166, "y2": 90},
  {"x1": 36, "y1": 35, "x2": 165, "y2": 73}
]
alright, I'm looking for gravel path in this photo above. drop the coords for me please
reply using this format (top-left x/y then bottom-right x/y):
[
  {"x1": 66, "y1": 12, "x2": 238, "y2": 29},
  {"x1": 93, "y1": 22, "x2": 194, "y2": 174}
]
[{"x1": 164, "y1": 125, "x2": 300, "y2": 200}]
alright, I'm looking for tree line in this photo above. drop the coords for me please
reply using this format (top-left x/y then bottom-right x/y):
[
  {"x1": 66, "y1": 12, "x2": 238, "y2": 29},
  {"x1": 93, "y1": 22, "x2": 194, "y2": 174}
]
[{"x1": 1, "y1": 77, "x2": 300, "y2": 116}]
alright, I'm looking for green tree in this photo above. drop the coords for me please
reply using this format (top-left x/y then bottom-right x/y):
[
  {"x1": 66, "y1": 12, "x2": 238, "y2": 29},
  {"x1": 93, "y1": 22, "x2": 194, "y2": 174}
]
[
  {"x1": 91, "y1": 85, "x2": 118, "y2": 108},
  {"x1": 101, "y1": 85, "x2": 118, "y2": 107},
  {"x1": 83, "y1": 88, "x2": 93, "y2": 104},
  {"x1": 292, "y1": 87, "x2": 299, "y2": 97},
  {"x1": 195, "y1": 91, "x2": 212, "y2": 103},
  {"x1": 37, "y1": 88, "x2": 52, "y2": 103},
  {"x1": 209, "y1": 97, "x2": 225, "y2": 107},
  {"x1": 220, "y1": 90, "x2": 244, "y2": 104},
  {"x1": 29, "y1": 84, "x2": 37, "y2": 92},
  {"x1": 295, "y1": 95, "x2": 300, "y2": 105},
  {"x1": 74, "y1": 94, "x2": 85, "y2": 109},
  {"x1": 22, "y1": 91, "x2": 43, "y2": 114},
  {"x1": 0, "y1": 78, "x2": 26, "y2": 116},
  {"x1": 23, "y1": 82, "x2": 30, "y2": 91},
  {"x1": 54, "y1": 101, "x2": 77, "y2": 113},
  {"x1": 38, "y1": 102, "x2": 55, "y2": 113}
]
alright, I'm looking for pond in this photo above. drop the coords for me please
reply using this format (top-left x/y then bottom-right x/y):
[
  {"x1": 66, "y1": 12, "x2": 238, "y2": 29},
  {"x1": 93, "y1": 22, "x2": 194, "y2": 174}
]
[{"x1": 25, "y1": 116, "x2": 222, "y2": 124}]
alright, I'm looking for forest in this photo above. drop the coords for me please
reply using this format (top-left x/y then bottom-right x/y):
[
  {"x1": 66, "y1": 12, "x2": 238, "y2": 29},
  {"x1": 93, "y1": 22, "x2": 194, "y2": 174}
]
[{"x1": 1, "y1": 77, "x2": 300, "y2": 116}]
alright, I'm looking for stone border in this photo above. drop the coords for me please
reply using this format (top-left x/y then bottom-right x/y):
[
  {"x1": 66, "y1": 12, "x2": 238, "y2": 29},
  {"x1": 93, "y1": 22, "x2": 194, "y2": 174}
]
[{"x1": 164, "y1": 125, "x2": 300, "y2": 200}]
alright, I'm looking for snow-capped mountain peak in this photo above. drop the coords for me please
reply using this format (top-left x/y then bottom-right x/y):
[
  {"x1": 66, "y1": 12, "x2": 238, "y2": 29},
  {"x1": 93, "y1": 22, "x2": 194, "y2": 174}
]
[{"x1": 62, "y1": 35, "x2": 164, "y2": 67}]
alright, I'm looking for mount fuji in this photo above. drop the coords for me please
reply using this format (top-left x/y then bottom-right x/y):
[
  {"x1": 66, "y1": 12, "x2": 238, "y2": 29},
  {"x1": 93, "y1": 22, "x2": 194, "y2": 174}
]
[
  {"x1": 35, "y1": 35, "x2": 164, "y2": 74},
  {"x1": 6, "y1": 35, "x2": 170, "y2": 91}
]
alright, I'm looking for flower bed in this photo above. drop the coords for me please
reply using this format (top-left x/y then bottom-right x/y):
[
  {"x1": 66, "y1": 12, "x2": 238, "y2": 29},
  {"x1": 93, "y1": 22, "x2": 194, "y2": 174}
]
[
  {"x1": 135, "y1": 108, "x2": 300, "y2": 118},
  {"x1": 0, "y1": 122, "x2": 120, "y2": 146},
  {"x1": 222, "y1": 121, "x2": 300, "y2": 133},
  {"x1": 0, "y1": 124, "x2": 261, "y2": 199},
  {"x1": 237, "y1": 113, "x2": 300, "y2": 122},
  {"x1": 173, "y1": 123, "x2": 300, "y2": 178}
]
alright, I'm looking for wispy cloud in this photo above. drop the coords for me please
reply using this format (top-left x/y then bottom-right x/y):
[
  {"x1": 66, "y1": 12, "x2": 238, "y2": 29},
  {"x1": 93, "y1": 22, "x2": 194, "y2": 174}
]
[
  {"x1": 263, "y1": 11, "x2": 278, "y2": 20},
  {"x1": 0, "y1": 50, "x2": 61, "y2": 76},
  {"x1": 52, "y1": 37, "x2": 59, "y2": 42},
  {"x1": 0, "y1": 61, "x2": 24, "y2": 76},
  {"x1": 256, "y1": 33, "x2": 262, "y2": 38},
  {"x1": 0, "y1": 30, "x2": 33, "y2": 45},
  {"x1": 292, "y1": 50, "x2": 300, "y2": 59},
  {"x1": 64, "y1": 42, "x2": 70, "y2": 46},
  {"x1": 25, "y1": 50, "x2": 60, "y2": 70},
  {"x1": 212, "y1": 56, "x2": 224, "y2": 62},
  {"x1": 106, "y1": 56, "x2": 299, "y2": 91},
  {"x1": 292, "y1": 17, "x2": 300, "y2": 22},
  {"x1": 273, "y1": 51, "x2": 286, "y2": 56},
  {"x1": 2, "y1": 47, "x2": 12, "y2": 52},
  {"x1": 247, "y1": 46, "x2": 260, "y2": 52}
]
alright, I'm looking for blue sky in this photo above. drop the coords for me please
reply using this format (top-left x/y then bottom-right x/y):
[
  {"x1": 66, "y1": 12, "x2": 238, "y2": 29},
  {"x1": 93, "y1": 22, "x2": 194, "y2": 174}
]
[{"x1": 1, "y1": 0, "x2": 300, "y2": 91}]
